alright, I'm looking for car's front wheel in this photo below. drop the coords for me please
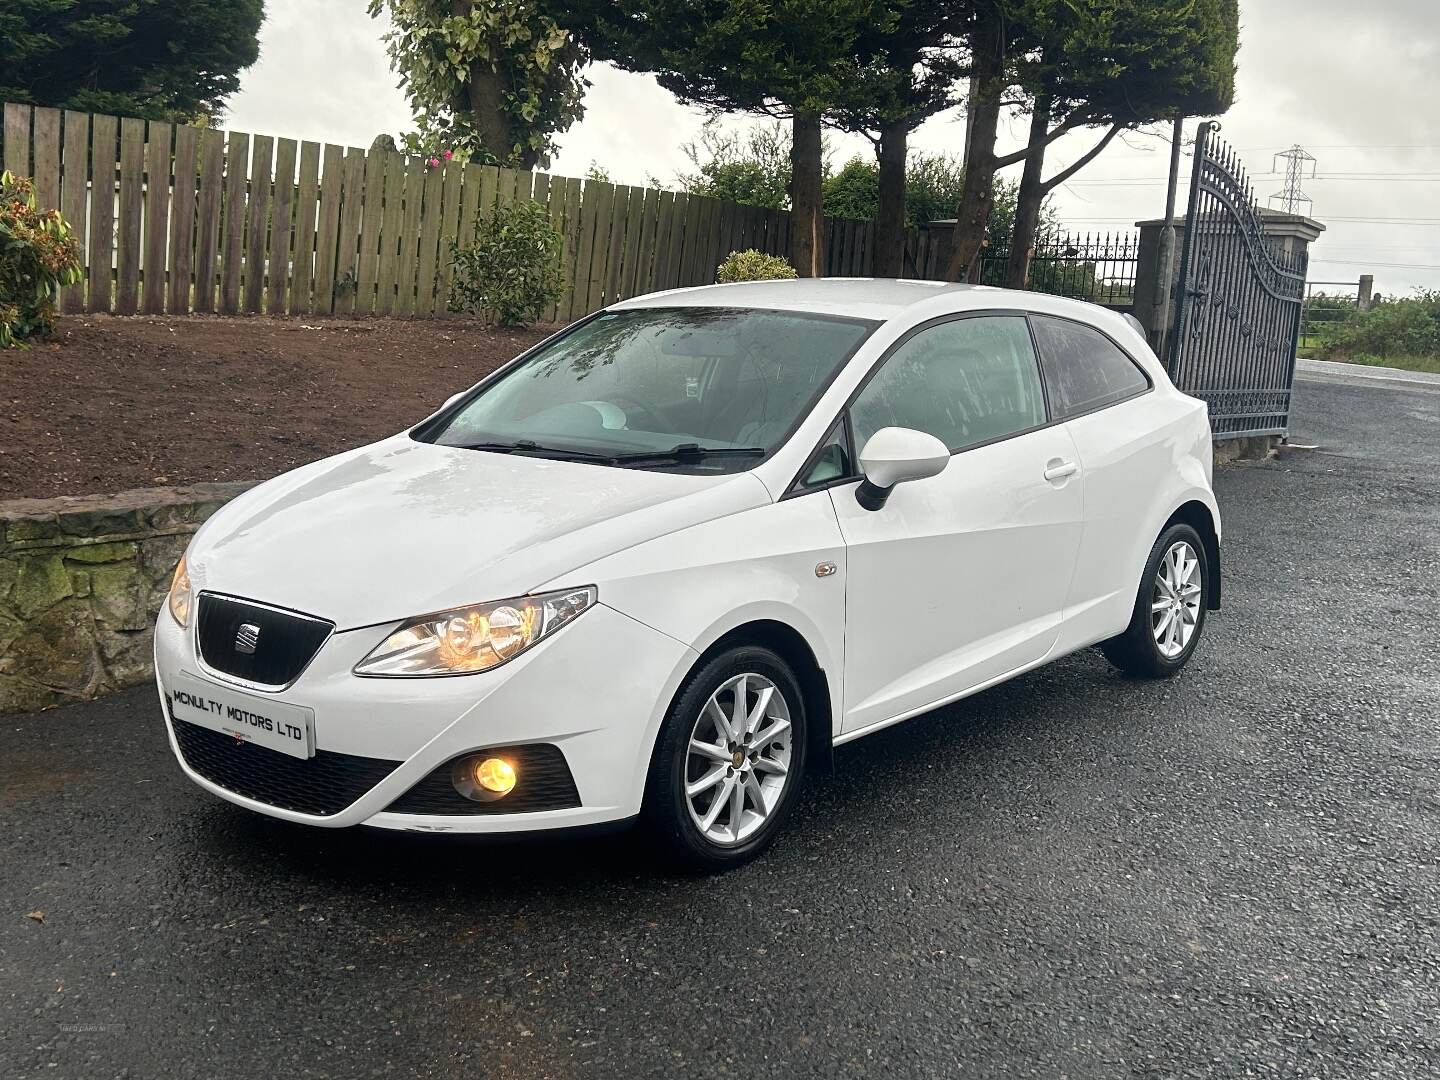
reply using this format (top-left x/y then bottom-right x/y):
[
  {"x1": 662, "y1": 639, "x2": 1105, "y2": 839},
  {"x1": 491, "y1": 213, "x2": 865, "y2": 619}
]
[
  {"x1": 1101, "y1": 522, "x2": 1210, "y2": 678},
  {"x1": 643, "y1": 646, "x2": 807, "y2": 871}
]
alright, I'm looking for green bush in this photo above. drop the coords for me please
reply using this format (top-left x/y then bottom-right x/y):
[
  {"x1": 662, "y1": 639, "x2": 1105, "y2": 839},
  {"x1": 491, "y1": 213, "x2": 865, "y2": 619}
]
[
  {"x1": 448, "y1": 199, "x2": 564, "y2": 327},
  {"x1": 1, "y1": 171, "x2": 83, "y2": 349},
  {"x1": 716, "y1": 249, "x2": 798, "y2": 283},
  {"x1": 1314, "y1": 291, "x2": 1440, "y2": 363}
]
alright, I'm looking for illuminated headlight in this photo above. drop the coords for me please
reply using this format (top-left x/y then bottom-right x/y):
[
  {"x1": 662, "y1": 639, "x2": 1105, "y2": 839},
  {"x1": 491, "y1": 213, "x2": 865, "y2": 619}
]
[
  {"x1": 353, "y1": 586, "x2": 597, "y2": 677},
  {"x1": 167, "y1": 556, "x2": 194, "y2": 627}
]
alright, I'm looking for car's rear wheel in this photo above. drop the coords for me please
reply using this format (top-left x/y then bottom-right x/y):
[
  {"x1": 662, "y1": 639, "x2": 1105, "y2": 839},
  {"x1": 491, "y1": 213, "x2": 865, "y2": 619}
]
[
  {"x1": 643, "y1": 646, "x2": 806, "y2": 871},
  {"x1": 1101, "y1": 523, "x2": 1209, "y2": 678}
]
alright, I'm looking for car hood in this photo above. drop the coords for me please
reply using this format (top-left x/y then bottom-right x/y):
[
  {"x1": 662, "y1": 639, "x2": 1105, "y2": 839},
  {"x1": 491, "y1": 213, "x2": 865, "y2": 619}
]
[{"x1": 187, "y1": 437, "x2": 770, "y2": 629}]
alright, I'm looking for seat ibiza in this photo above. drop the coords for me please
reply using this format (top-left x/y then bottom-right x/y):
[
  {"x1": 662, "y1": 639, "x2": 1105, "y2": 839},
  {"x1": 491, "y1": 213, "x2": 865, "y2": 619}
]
[{"x1": 156, "y1": 279, "x2": 1220, "y2": 869}]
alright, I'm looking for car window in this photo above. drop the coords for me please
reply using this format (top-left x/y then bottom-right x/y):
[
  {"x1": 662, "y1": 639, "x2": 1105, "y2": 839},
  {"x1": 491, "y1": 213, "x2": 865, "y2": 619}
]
[
  {"x1": 1030, "y1": 315, "x2": 1150, "y2": 419},
  {"x1": 850, "y1": 316, "x2": 1047, "y2": 453},
  {"x1": 799, "y1": 421, "x2": 852, "y2": 488},
  {"x1": 420, "y1": 308, "x2": 876, "y2": 473}
]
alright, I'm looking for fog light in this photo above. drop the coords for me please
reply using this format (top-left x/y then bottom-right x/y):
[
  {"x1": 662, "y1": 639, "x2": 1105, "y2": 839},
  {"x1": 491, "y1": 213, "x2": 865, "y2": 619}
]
[
  {"x1": 474, "y1": 757, "x2": 516, "y2": 795},
  {"x1": 452, "y1": 755, "x2": 518, "y2": 802}
]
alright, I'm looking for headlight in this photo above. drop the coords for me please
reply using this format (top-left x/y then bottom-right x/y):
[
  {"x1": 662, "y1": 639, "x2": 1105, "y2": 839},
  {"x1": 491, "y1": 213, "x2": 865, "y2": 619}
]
[
  {"x1": 167, "y1": 556, "x2": 194, "y2": 627},
  {"x1": 353, "y1": 586, "x2": 597, "y2": 677}
]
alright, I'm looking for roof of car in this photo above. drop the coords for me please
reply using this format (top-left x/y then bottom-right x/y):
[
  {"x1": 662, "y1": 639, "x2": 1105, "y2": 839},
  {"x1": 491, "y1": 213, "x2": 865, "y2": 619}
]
[{"x1": 610, "y1": 277, "x2": 1095, "y2": 323}]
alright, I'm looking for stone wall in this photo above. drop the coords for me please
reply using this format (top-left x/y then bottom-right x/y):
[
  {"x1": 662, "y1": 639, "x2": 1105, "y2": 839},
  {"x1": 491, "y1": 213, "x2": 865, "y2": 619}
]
[{"x1": 0, "y1": 483, "x2": 251, "y2": 713}]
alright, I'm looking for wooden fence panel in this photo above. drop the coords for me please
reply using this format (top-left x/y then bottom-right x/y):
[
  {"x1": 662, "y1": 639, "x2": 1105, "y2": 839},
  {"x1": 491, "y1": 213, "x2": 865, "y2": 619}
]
[
  {"x1": 544, "y1": 174, "x2": 571, "y2": 324},
  {"x1": 288, "y1": 141, "x2": 320, "y2": 314},
  {"x1": 395, "y1": 157, "x2": 424, "y2": 316},
  {"x1": 374, "y1": 153, "x2": 406, "y2": 315},
  {"x1": 638, "y1": 188, "x2": 666, "y2": 296},
  {"x1": 220, "y1": 130, "x2": 248, "y2": 314},
  {"x1": 141, "y1": 122, "x2": 172, "y2": 312},
  {"x1": 312, "y1": 144, "x2": 345, "y2": 314},
  {"x1": 567, "y1": 180, "x2": 601, "y2": 315},
  {"x1": 456, "y1": 162, "x2": 482, "y2": 251},
  {"x1": 333, "y1": 148, "x2": 367, "y2": 315},
  {"x1": 114, "y1": 118, "x2": 145, "y2": 315},
  {"x1": 577, "y1": 180, "x2": 612, "y2": 316},
  {"x1": 435, "y1": 160, "x2": 465, "y2": 312},
  {"x1": 59, "y1": 111, "x2": 90, "y2": 310},
  {"x1": 241, "y1": 135, "x2": 272, "y2": 312},
  {"x1": 31, "y1": 107, "x2": 61, "y2": 217},
  {"x1": 414, "y1": 164, "x2": 445, "y2": 315},
  {"x1": 268, "y1": 138, "x2": 297, "y2": 314},
  {"x1": 556, "y1": 177, "x2": 582, "y2": 322},
  {"x1": 86, "y1": 114, "x2": 117, "y2": 312},
  {"x1": 193, "y1": 129, "x2": 224, "y2": 313},
  {"x1": 353, "y1": 149, "x2": 386, "y2": 315},
  {"x1": 166, "y1": 125, "x2": 198, "y2": 314},
  {"x1": 601, "y1": 185, "x2": 632, "y2": 305},
  {"x1": 3, "y1": 103, "x2": 28, "y2": 175}
]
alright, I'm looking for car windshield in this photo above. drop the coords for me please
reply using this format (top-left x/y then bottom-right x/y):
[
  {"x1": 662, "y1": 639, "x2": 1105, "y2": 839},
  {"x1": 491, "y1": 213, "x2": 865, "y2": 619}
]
[{"x1": 418, "y1": 307, "x2": 877, "y2": 472}]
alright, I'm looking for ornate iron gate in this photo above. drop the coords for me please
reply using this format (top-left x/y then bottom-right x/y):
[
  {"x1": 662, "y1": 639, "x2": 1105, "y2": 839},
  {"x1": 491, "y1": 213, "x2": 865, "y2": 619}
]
[{"x1": 1168, "y1": 122, "x2": 1308, "y2": 439}]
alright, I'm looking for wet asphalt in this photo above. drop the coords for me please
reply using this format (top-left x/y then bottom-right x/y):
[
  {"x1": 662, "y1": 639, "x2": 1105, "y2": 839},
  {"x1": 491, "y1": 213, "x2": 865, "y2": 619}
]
[{"x1": 3, "y1": 367, "x2": 1439, "y2": 1079}]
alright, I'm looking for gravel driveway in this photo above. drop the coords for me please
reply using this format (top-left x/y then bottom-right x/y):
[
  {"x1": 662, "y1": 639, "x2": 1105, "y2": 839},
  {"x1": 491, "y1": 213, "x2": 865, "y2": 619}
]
[{"x1": 3, "y1": 366, "x2": 1438, "y2": 1079}]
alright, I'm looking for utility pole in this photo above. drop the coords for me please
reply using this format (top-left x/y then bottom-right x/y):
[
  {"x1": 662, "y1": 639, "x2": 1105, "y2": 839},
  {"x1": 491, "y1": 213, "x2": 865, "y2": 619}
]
[
  {"x1": 1269, "y1": 145, "x2": 1317, "y2": 215},
  {"x1": 1153, "y1": 117, "x2": 1186, "y2": 362}
]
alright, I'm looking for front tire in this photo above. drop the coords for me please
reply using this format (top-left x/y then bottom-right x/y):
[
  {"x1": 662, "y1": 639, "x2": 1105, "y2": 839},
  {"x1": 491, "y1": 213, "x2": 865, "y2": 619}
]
[
  {"x1": 643, "y1": 646, "x2": 807, "y2": 872},
  {"x1": 1101, "y1": 523, "x2": 1209, "y2": 678}
]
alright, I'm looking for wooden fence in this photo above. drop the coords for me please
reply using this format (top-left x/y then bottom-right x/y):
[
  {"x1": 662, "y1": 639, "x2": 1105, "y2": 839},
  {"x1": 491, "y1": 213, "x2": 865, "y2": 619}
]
[{"x1": 1, "y1": 102, "x2": 925, "y2": 323}]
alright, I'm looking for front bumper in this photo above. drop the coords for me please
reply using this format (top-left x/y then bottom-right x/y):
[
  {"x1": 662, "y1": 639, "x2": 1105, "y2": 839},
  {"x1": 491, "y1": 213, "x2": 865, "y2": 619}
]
[{"x1": 154, "y1": 602, "x2": 695, "y2": 833}]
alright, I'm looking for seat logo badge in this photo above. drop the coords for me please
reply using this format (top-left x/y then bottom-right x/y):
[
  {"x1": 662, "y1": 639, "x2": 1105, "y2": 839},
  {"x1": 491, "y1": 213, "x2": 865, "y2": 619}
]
[
  {"x1": 234, "y1": 623, "x2": 261, "y2": 655},
  {"x1": 815, "y1": 561, "x2": 838, "y2": 578}
]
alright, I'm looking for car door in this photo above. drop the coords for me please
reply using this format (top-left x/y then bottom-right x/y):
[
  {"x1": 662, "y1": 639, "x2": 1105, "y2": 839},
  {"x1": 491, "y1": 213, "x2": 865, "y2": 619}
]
[
  {"x1": 1027, "y1": 315, "x2": 1164, "y2": 651},
  {"x1": 821, "y1": 314, "x2": 1085, "y2": 736}
]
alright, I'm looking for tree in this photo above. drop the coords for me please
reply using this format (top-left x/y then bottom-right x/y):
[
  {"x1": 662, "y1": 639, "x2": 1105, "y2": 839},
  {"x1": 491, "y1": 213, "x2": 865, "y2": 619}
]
[
  {"x1": 562, "y1": 0, "x2": 883, "y2": 276},
  {"x1": 828, "y1": 3, "x2": 968, "y2": 275},
  {"x1": 0, "y1": 0, "x2": 264, "y2": 121},
  {"x1": 1001, "y1": 0, "x2": 1238, "y2": 288},
  {"x1": 368, "y1": 1, "x2": 587, "y2": 168},
  {"x1": 943, "y1": 0, "x2": 1238, "y2": 283},
  {"x1": 675, "y1": 119, "x2": 798, "y2": 210}
]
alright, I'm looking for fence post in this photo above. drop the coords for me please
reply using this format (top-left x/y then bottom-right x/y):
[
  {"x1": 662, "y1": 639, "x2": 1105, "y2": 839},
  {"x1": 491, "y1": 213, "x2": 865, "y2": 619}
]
[{"x1": 1357, "y1": 274, "x2": 1374, "y2": 312}]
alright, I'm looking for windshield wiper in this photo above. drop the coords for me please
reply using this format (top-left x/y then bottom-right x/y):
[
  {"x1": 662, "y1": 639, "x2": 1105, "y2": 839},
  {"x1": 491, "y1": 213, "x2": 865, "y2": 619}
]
[
  {"x1": 610, "y1": 443, "x2": 767, "y2": 465},
  {"x1": 454, "y1": 439, "x2": 617, "y2": 464}
]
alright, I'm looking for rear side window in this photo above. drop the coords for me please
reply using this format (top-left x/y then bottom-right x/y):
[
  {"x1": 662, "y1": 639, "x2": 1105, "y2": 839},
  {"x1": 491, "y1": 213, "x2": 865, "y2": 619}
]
[{"x1": 1031, "y1": 315, "x2": 1149, "y2": 419}]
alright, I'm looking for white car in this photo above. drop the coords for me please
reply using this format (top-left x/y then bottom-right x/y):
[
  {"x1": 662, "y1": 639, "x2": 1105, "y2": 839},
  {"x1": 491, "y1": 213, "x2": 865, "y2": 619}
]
[{"x1": 155, "y1": 279, "x2": 1220, "y2": 870}]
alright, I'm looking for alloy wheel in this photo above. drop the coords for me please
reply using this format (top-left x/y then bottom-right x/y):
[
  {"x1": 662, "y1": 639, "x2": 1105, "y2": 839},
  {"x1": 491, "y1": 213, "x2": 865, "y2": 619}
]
[
  {"x1": 684, "y1": 672, "x2": 794, "y2": 846},
  {"x1": 1151, "y1": 540, "x2": 1203, "y2": 659}
]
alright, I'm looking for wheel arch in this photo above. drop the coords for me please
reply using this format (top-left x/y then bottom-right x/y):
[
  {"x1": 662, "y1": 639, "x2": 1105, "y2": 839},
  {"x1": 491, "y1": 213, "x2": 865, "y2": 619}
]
[
  {"x1": 1164, "y1": 499, "x2": 1222, "y2": 610},
  {"x1": 689, "y1": 619, "x2": 835, "y2": 776}
]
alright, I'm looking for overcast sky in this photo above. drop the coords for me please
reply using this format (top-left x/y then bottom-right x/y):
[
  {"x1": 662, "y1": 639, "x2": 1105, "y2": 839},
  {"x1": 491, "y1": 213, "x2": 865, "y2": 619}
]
[{"x1": 224, "y1": 0, "x2": 1440, "y2": 296}]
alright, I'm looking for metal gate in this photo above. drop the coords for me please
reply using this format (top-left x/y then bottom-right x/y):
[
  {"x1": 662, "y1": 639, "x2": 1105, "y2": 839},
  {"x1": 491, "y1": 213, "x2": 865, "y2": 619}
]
[{"x1": 1168, "y1": 122, "x2": 1308, "y2": 439}]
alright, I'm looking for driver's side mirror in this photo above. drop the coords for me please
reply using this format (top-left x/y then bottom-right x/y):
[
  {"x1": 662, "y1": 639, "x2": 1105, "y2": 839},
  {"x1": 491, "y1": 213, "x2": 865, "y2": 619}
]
[{"x1": 855, "y1": 427, "x2": 950, "y2": 511}]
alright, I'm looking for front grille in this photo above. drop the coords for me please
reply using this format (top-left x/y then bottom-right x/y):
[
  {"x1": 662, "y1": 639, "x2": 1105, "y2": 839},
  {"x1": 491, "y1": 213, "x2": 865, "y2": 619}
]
[
  {"x1": 171, "y1": 715, "x2": 399, "y2": 816},
  {"x1": 196, "y1": 593, "x2": 333, "y2": 687},
  {"x1": 386, "y1": 744, "x2": 582, "y2": 815}
]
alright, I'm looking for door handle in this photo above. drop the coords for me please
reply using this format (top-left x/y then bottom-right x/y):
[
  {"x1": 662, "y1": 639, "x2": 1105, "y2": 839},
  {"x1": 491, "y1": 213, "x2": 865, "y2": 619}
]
[{"x1": 1043, "y1": 459, "x2": 1079, "y2": 482}]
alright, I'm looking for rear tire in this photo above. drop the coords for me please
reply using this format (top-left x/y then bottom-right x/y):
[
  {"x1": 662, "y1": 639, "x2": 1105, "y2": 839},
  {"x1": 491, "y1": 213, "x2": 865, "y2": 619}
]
[
  {"x1": 1100, "y1": 522, "x2": 1209, "y2": 678},
  {"x1": 642, "y1": 646, "x2": 807, "y2": 872}
]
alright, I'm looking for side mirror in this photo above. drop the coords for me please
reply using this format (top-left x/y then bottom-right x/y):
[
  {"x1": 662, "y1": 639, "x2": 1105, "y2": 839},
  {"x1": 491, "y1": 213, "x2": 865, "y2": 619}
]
[{"x1": 855, "y1": 427, "x2": 950, "y2": 511}]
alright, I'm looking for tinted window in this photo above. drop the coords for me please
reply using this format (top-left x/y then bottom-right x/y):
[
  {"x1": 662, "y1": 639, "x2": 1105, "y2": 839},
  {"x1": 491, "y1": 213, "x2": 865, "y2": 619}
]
[
  {"x1": 421, "y1": 307, "x2": 875, "y2": 472},
  {"x1": 850, "y1": 316, "x2": 1047, "y2": 453},
  {"x1": 1031, "y1": 316, "x2": 1149, "y2": 419}
]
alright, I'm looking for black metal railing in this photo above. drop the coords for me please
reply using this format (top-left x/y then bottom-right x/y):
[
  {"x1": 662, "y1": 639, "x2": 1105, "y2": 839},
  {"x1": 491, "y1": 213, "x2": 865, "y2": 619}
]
[
  {"x1": 980, "y1": 231, "x2": 1140, "y2": 307},
  {"x1": 1299, "y1": 281, "x2": 1363, "y2": 353}
]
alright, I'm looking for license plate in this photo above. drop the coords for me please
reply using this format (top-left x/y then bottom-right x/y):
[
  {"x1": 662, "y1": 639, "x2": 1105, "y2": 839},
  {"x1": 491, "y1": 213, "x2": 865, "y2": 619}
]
[{"x1": 169, "y1": 671, "x2": 315, "y2": 759}]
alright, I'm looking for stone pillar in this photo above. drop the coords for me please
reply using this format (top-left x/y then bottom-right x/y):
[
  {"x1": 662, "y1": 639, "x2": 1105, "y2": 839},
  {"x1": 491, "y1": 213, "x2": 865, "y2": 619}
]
[{"x1": 1358, "y1": 274, "x2": 1374, "y2": 312}]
